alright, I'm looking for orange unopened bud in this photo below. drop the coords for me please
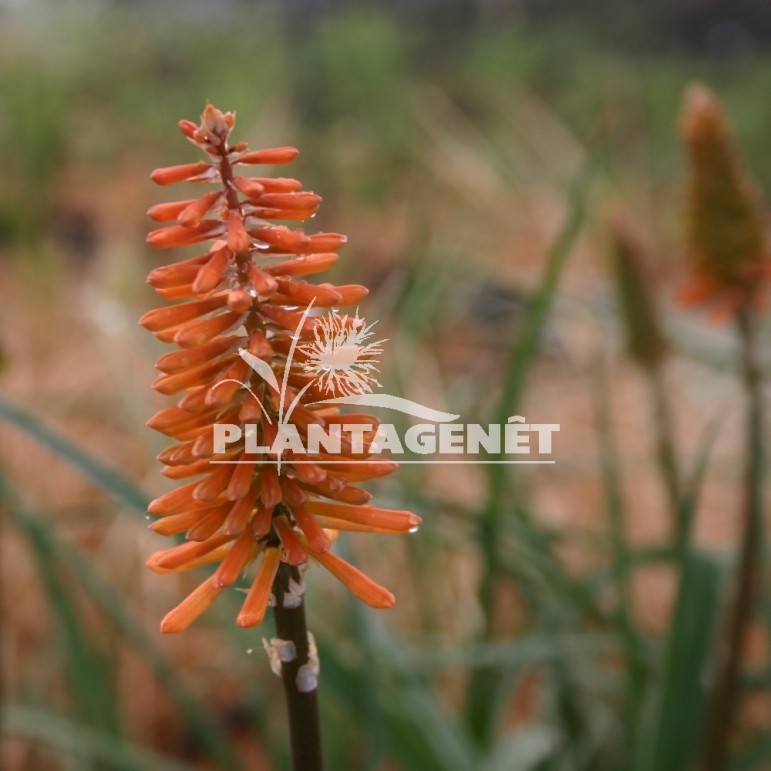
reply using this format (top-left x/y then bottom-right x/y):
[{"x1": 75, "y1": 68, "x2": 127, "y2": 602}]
[
  {"x1": 139, "y1": 295, "x2": 226, "y2": 332},
  {"x1": 227, "y1": 210, "x2": 251, "y2": 254},
  {"x1": 151, "y1": 161, "x2": 212, "y2": 186},
  {"x1": 192, "y1": 247, "x2": 231, "y2": 294},
  {"x1": 291, "y1": 504, "x2": 331, "y2": 553},
  {"x1": 227, "y1": 288, "x2": 253, "y2": 313},
  {"x1": 233, "y1": 177, "x2": 265, "y2": 198},
  {"x1": 237, "y1": 147, "x2": 299, "y2": 165},
  {"x1": 201, "y1": 104, "x2": 235, "y2": 142},
  {"x1": 147, "y1": 221, "x2": 223, "y2": 249},
  {"x1": 223, "y1": 480, "x2": 259, "y2": 535},
  {"x1": 308, "y1": 232, "x2": 347, "y2": 251},
  {"x1": 236, "y1": 548, "x2": 281, "y2": 627},
  {"x1": 147, "y1": 199, "x2": 197, "y2": 223},
  {"x1": 160, "y1": 578, "x2": 225, "y2": 633},
  {"x1": 251, "y1": 225, "x2": 311, "y2": 252},
  {"x1": 213, "y1": 529, "x2": 259, "y2": 588},
  {"x1": 310, "y1": 550, "x2": 395, "y2": 608},
  {"x1": 679, "y1": 83, "x2": 769, "y2": 317},
  {"x1": 274, "y1": 516, "x2": 307, "y2": 565},
  {"x1": 178, "y1": 191, "x2": 222, "y2": 228},
  {"x1": 260, "y1": 464, "x2": 282, "y2": 509},
  {"x1": 263, "y1": 253, "x2": 339, "y2": 277},
  {"x1": 275, "y1": 278, "x2": 342, "y2": 306},
  {"x1": 259, "y1": 192, "x2": 322, "y2": 211},
  {"x1": 247, "y1": 263, "x2": 278, "y2": 295},
  {"x1": 173, "y1": 310, "x2": 243, "y2": 348},
  {"x1": 178, "y1": 120, "x2": 198, "y2": 139},
  {"x1": 305, "y1": 501, "x2": 421, "y2": 533}
]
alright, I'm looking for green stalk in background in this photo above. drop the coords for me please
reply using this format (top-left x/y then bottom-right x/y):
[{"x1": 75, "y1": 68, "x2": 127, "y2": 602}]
[
  {"x1": 608, "y1": 212, "x2": 682, "y2": 530},
  {"x1": 466, "y1": 158, "x2": 595, "y2": 747},
  {"x1": 702, "y1": 310, "x2": 765, "y2": 771},
  {"x1": 677, "y1": 84, "x2": 769, "y2": 771}
]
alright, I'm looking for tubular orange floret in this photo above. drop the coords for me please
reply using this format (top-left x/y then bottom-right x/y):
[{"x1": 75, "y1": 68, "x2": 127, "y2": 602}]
[
  {"x1": 237, "y1": 147, "x2": 300, "y2": 165},
  {"x1": 237, "y1": 548, "x2": 281, "y2": 627},
  {"x1": 143, "y1": 104, "x2": 413, "y2": 632},
  {"x1": 151, "y1": 161, "x2": 211, "y2": 186},
  {"x1": 160, "y1": 578, "x2": 224, "y2": 633},
  {"x1": 309, "y1": 549, "x2": 396, "y2": 608}
]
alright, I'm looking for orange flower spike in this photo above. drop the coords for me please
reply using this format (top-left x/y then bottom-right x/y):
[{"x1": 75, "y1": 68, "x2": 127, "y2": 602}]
[
  {"x1": 144, "y1": 104, "x2": 415, "y2": 631},
  {"x1": 679, "y1": 84, "x2": 769, "y2": 315},
  {"x1": 310, "y1": 549, "x2": 395, "y2": 609},
  {"x1": 150, "y1": 161, "x2": 212, "y2": 186},
  {"x1": 160, "y1": 578, "x2": 225, "y2": 633},
  {"x1": 237, "y1": 548, "x2": 282, "y2": 628}
]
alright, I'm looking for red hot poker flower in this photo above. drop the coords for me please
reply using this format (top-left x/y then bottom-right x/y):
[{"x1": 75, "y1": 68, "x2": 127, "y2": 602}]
[
  {"x1": 678, "y1": 84, "x2": 771, "y2": 321},
  {"x1": 143, "y1": 105, "x2": 419, "y2": 633}
]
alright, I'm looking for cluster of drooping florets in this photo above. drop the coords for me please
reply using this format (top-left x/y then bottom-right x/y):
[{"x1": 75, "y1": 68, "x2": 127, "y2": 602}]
[{"x1": 142, "y1": 105, "x2": 419, "y2": 632}]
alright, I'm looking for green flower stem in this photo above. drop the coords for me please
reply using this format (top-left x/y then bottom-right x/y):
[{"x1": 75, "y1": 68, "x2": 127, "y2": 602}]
[
  {"x1": 703, "y1": 309, "x2": 765, "y2": 771},
  {"x1": 272, "y1": 562, "x2": 324, "y2": 771}
]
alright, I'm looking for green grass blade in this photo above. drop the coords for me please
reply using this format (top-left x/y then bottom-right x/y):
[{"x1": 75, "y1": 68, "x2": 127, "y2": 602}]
[
  {"x1": 2, "y1": 705, "x2": 198, "y2": 771},
  {"x1": 635, "y1": 550, "x2": 722, "y2": 771},
  {"x1": 4, "y1": 480, "x2": 244, "y2": 771},
  {"x1": 0, "y1": 397, "x2": 149, "y2": 512},
  {"x1": 469, "y1": 153, "x2": 598, "y2": 746}
]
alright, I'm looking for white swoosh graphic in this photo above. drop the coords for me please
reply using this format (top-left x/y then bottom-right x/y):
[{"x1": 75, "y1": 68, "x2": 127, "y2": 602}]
[{"x1": 308, "y1": 394, "x2": 460, "y2": 422}]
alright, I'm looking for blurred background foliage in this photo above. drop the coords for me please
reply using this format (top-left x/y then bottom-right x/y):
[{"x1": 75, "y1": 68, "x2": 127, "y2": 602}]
[{"x1": 1, "y1": 1, "x2": 770, "y2": 770}]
